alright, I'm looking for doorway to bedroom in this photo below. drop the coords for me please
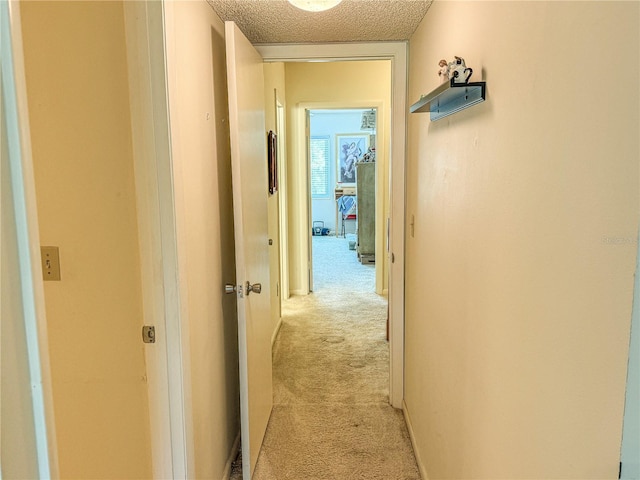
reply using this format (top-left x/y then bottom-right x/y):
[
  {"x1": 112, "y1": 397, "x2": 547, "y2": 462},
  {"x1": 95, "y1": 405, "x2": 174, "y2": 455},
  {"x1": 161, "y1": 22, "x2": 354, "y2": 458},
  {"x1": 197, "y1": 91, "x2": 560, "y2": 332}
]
[{"x1": 309, "y1": 107, "x2": 378, "y2": 294}]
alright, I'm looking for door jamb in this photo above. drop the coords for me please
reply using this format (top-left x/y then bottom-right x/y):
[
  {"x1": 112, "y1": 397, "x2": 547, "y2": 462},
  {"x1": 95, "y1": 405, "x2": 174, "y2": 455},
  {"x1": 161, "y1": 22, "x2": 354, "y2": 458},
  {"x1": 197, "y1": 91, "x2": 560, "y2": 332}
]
[
  {"x1": 276, "y1": 98, "x2": 289, "y2": 304},
  {"x1": 305, "y1": 109, "x2": 313, "y2": 292},
  {"x1": 123, "y1": 2, "x2": 191, "y2": 477},
  {"x1": 1, "y1": 0, "x2": 59, "y2": 476},
  {"x1": 256, "y1": 42, "x2": 407, "y2": 409}
]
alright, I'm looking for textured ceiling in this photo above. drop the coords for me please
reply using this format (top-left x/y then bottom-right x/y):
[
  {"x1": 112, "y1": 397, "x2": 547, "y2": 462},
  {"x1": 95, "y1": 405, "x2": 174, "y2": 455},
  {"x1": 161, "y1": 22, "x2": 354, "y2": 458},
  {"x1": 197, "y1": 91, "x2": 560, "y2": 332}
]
[{"x1": 207, "y1": 0, "x2": 433, "y2": 44}]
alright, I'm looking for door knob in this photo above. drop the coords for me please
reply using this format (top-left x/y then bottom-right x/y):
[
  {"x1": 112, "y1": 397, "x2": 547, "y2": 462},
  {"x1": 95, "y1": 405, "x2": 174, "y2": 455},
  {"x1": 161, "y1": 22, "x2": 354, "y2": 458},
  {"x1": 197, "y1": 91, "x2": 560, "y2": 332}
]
[
  {"x1": 246, "y1": 282, "x2": 262, "y2": 295},
  {"x1": 225, "y1": 283, "x2": 239, "y2": 294}
]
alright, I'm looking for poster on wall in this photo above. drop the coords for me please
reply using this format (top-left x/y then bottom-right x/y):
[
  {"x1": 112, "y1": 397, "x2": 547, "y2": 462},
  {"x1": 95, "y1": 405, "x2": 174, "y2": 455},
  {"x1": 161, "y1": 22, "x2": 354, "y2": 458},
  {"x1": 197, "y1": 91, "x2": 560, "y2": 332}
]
[{"x1": 336, "y1": 133, "x2": 369, "y2": 185}]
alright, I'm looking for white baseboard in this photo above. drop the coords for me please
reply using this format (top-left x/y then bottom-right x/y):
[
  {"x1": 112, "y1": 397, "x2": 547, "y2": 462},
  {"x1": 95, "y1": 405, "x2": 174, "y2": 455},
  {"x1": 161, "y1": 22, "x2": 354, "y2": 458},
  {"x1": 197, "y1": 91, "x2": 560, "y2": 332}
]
[
  {"x1": 403, "y1": 400, "x2": 429, "y2": 480},
  {"x1": 222, "y1": 431, "x2": 241, "y2": 480},
  {"x1": 382, "y1": 288, "x2": 389, "y2": 296},
  {"x1": 290, "y1": 289, "x2": 308, "y2": 296}
]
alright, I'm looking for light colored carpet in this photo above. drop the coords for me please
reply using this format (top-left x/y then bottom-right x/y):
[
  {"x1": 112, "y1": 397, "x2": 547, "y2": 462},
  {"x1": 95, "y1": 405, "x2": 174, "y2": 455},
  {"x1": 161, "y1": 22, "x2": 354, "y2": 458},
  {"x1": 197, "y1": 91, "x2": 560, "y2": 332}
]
[{"x1": 233, "y1": 235, "x2": 420, "y2": 480}]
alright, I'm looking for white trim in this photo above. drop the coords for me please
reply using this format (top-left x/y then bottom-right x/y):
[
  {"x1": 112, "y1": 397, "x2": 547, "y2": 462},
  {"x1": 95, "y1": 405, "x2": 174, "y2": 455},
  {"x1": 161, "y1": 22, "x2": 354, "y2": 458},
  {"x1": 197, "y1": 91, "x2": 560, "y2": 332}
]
[
  {"x1": 276, "y1": 96, "x2": 290, "y2": 302},
  {"x1": 123, "y1": 3, "x2": 175, "y2": 478},
  {"x1": 256, "y1": 42, "x2": 407, "y2": 409},
  {"x1": 1, "y1": 1, "x2": 59, "y2": 477},
  {"x1": 402, "y1": 400, "x2": 428, "y2": 480},
  {"x1": 123, "y1": 1, "x2": 191, "y2": 477}
]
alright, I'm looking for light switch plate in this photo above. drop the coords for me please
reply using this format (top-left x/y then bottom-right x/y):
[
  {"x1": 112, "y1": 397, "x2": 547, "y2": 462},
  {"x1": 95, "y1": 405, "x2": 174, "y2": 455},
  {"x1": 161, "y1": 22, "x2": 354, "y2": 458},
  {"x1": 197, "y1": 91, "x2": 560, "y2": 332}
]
[{"x1": 41, "y1": 246, "x2": 61, "y2": 281}]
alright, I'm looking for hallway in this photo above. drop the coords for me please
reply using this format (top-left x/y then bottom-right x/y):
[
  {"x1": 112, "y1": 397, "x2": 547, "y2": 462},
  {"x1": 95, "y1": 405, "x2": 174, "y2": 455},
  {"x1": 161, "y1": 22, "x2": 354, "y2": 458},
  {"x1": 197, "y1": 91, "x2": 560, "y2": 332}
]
[
  {"x1": 6, "y1": 2, "x2": 637, "y2": 478},
  {"x1": 234, "y1": 236, "x2": 419, "y2": 479}
]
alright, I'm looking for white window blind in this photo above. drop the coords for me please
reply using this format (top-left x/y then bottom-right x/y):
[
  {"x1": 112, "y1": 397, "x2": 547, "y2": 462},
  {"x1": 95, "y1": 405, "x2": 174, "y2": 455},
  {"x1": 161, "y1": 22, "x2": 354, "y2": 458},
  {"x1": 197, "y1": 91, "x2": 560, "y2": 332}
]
[{"x1": 310, "y1": 136, "x2": 330, "y2": 197}]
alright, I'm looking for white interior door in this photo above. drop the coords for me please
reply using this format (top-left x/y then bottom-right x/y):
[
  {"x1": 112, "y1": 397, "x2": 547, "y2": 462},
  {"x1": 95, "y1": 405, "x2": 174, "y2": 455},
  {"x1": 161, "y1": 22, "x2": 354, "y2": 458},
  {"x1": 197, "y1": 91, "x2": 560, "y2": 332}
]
[{"x1": 225, "y1": 21, "x2": 273, "y2": 479}]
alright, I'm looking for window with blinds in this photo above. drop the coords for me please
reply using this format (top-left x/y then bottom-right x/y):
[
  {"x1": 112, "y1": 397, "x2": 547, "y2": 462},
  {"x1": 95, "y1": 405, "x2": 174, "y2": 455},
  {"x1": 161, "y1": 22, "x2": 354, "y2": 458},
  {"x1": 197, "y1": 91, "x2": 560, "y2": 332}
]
[{"x1": 310, "y1": 136, "x2": 330, "y2": 197}]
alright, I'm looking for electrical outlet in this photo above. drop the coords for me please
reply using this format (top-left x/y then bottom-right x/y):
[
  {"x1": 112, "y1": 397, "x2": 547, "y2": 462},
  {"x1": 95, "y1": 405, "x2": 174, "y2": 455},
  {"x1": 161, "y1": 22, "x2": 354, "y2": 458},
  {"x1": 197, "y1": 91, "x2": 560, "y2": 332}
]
[{"x1": 41, "y1": 246, "x2": 61, "y2": 281}]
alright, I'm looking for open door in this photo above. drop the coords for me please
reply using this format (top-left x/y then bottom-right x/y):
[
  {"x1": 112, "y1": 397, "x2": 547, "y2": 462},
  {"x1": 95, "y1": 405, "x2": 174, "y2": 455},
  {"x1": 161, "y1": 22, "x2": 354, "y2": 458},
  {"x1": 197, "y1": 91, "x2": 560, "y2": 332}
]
[{"x1": 225, "y1": 21, "x2": 273, "y2": 479}]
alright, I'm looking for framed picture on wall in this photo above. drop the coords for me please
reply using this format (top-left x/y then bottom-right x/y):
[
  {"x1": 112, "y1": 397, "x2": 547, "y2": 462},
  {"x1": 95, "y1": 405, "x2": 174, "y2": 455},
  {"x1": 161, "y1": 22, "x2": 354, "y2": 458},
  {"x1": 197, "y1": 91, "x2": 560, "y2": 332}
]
[
  {"x1": 268, "y1": 130, "x2": 277, "y2": 195},
  {"x1": 336, "y1": 133, "x2": 369, "y2": 185}
]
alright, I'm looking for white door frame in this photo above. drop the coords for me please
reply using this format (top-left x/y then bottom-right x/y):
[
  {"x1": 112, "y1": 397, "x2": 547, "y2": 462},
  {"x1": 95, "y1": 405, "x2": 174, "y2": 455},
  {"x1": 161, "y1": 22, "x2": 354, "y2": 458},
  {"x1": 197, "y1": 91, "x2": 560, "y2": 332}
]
[
  {"x1": 123, "y1": 2, "x2": 191, "y2": 478},
  {"x1": 256, "y1": 42, "x2": 407, "y2": 409},
  {"x1": 1, "y1": 0, "x2": 58, "y2": 476},
  {"x1": 305, "y1": 108, "x2": 313, "y2": 292},
  {"x1": 276, "y1": 97, "x2": 290, "y2": 304}
]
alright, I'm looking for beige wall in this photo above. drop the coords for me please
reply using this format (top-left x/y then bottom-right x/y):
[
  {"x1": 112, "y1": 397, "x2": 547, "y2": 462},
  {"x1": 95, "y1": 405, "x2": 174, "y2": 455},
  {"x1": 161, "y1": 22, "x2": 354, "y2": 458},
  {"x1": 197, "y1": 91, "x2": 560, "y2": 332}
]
[
  {"x1": 20, "y1": 2, "x2": 152, "y2": 478},
  {"x1": 264, "y1": 63, "x2": 287, "y2": 337},
  {"x1": 284, "y1": 60, "x2": 391, "y2": 295},
  {"x1": 405, "y1": 2, "x2": 639, "y2": 479},
  {"x1": 164, "y1": 1, "x2": 240, "y2": 477}
]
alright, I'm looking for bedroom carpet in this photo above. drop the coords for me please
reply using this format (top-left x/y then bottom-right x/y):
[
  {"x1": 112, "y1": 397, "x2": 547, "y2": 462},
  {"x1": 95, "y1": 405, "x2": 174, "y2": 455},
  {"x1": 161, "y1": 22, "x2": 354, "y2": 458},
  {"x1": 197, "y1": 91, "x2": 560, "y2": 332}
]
[{"x1": 232, "y1": 235, "x2": 420, "y2": 480}]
